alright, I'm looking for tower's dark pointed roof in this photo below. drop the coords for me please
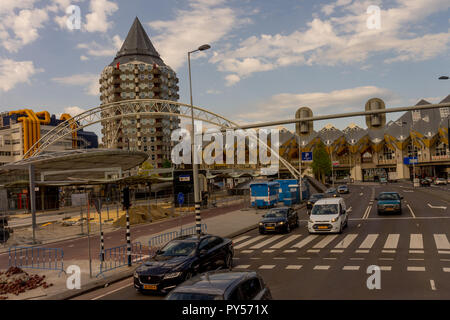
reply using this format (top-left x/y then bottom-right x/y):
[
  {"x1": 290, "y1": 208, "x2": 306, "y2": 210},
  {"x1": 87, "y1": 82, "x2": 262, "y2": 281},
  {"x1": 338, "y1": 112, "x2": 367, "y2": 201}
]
[{"x1": 109, "y1": 17, "x2": 166, "y2": 66}]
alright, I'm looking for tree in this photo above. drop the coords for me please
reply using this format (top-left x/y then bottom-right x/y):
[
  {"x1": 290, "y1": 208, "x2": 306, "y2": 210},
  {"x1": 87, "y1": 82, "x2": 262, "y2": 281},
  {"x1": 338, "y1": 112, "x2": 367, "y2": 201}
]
[
  {"x1": 311, "y1": 141, "x2": 331, "y2": 183},
  {"x1": 138, "y1": 160, "x2": 154, "y2": 177},
  {"x1": 162, "y1": 159, "x2": 172, "y2": 168}
]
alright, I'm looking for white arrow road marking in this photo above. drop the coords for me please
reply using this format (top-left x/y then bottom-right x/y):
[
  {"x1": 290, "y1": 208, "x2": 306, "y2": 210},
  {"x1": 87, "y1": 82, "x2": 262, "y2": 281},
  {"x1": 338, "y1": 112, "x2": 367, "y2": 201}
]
[
  {"x1": 428, "y1": 203, "x2": 447, "y2": 210},
  {"x1": 430, "y1": 280, "x2": 436, "y2": 291}
]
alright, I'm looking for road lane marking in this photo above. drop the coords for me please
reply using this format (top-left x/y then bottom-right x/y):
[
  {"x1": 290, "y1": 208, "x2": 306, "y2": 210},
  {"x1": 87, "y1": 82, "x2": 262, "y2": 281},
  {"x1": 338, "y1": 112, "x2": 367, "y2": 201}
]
[
  {"x1": 233, "y1": 235, "x2": 251, "y2": 244},
  {"x1": 240, "y1": 250, "x2": 254, "y2": 254},
  {"x1": 407, "y1": 204, "x2": 416, "y2": 218},
  {"x1": 330, "y1": 249, "x2": 344, "y2": 253},
  {"x1": 251, "y1": 235, "x2": 284, "y2": 249},
  {"x1": 343, "y1": 266, "x2": 360, "y2": 271},
  {"x1": 359, "y1": 234, "x2": 379, "y2": 249},
  {"x1": 434, "y1": 234, "x2": 450, "y2": 250},
  {"x1": 350, "y1": 257, "x2": 365, "y2": 260},
  {"x1": 409, "y1": 250, "x2": 424, "y2": 254},
  {"x1": 379, "y1": 258, "x2": 394, "y2": 260},
  {"x1": 430, "y1": 280, "x2": 436, "y2": 291},
  {"x1": 250, "y1": 258, "x2": 261, "y2": 260},
  {"x1": 408, "y1": 258, "x2": 424, "y2": 261},
  {"x1": 286, "y1": 265, "x2": 302, "y2": 270},
  {"x1": 235, "y1": 265, "x2": 250, "y2": 269},
  {"x1": 384, "y1": 234, "x2": 400, "y2": 249},
  {"x1": 283, "y1": 249, "x2": 297, "y2": 253},
  {"x1": 313, "y1": 265, "x2": 330, "y2": 270},
  {"x1": 438, "y1": 250, "x2": 450, "y2": 254},
  {"x1": 362, "y1": 206, "x2": 372, "y2": 219},
  {"x1": 292, "y1": 235, "x2": 318, "y2": 248},
  {"x1": 235, "y1": 235, "x2": 266, "y2": 249},
  {"x1": 273, "y1": 257, "x2": 286, "y2": 260},
  {"x1": 323, "y1": 258, "x2": 337, "y2": 260},
  {"x1": 262, "y1": 250, "x2": 274, "y2": 253},
  {"x1": 270, "y1": 235, "x2": 301, "y2": 249},
  {"x1": 355, "y1": 249, "x2": 369, "y2": 253},
  {"x1": 443, "y1": 268, "x2": 450, "y2": 272},
  {"x1": 307, "y1": 249, "x2": 320, "y2": 253},
  {"x1": 380, "y1": 266, "x2": 392, "y2": 271},
  {"x1": 297, "y1": 257, "x2": 311, "y2": 260},
  {"x1": 407, "y1": 266, "x2": 426, "y2": 272},
  {"x1": 313, "y1": 235, "x2": 338, "y2": 248},
  {"x1": 259, "y1": 265, "x2": 275, "y2": 269},
  {"x1": 91, "y1": 283, "x2": 132, "y2": 300},
  {"x1": 334, "y1": 234, "x2": 358, "y2": 249},
  {"x1": 382, "y1": 250, "x2": 396, "y2": 253},
  {"x1": 410, "y1": 234, "x2": 423, "y2": 249}
]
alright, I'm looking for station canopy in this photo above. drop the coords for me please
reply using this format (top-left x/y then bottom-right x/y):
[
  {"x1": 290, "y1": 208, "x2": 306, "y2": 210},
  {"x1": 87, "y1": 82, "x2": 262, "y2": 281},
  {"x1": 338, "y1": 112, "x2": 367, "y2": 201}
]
[{"x1": 0, "y1": 149, "x2": 149, "y2": 185}]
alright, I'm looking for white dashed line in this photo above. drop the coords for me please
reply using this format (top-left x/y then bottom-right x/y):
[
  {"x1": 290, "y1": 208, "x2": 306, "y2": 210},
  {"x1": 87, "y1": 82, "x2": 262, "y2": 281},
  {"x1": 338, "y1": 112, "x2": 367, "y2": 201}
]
[
  {"x1": 313, "y1": 265, "x2": 330, "y2": 270},
  {"x1": 240, "y1": 250, "x2": 254, "y2": 254},
  {"x1": 262, "y1": 250, "x2": 274, "y2": 253},
  {"x1": 380, "y1": 266, "x2": 392, "y2": 271},
  {"x1": 407, "y1": 204, "x2": 416, "y2": 218},
  {"x1": 259, "y1": 265, "x2": 275, "y2": 269},
  {"x1": 343, "y1": 266, "x2": 360, "y2": 271},
  {"x1": 283, "y1": 250, "x2": 297, "y2": 253},
  {"x1": 235, "y1": 265, "x2": 250, "y2": 269},
  {"x1": 286, "y1": 265, "x2": 302, "y2": 270},
  {"x1": 430, "y1": 280, "x2": 436, "y2": 291},
  {"x1": 407, "y1": 266, "x2": 426, "y2": 272},
  {"x1": 443, "y1": 268, "x2": 450, "y2": 273}
]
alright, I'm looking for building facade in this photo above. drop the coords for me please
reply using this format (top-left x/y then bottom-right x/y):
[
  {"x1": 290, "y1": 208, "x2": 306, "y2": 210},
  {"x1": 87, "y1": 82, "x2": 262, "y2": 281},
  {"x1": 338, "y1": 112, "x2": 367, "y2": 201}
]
[
  {"x1": 278, "y1": 95, "x2": 450, "y2": 181},
  {"x1": 0, "y1": 110, "x2": 98, "y2": 165},
  {"x1": 99, "y1": 17, "x2": 180, "y2": 168}
]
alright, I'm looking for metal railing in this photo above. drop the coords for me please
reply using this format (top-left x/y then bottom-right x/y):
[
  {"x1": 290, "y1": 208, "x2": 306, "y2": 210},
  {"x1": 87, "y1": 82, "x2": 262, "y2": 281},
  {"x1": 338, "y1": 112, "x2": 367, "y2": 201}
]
[
  {"x1": 96, "y1": 241, "x2": 143, "y2": 278},
  {"x1": 8, "y1": 246, "x2": 65, "y2": 274},
  {"x1": 148, "y1": 224, "x2": 207, "y2": 254}
]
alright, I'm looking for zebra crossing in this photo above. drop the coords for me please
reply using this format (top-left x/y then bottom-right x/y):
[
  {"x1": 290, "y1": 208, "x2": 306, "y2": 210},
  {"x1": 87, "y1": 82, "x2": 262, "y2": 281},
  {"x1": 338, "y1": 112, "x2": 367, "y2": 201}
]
[{"x1": 232, "y1": 231, "x2": 450, "y2": 256}]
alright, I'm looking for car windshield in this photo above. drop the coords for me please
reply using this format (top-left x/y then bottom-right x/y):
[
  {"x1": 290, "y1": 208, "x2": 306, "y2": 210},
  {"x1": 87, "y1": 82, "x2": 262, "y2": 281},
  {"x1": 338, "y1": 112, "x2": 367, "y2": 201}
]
[
  {"x1": 326, "y1": 189, "x2": 336, "y2": 193},
  {"x1": 311, "y1": 194, "x2": 324, "y2": 199},
  {"x1": 159, "y1": 240, "x2": 197, "y2": 256},
  {"x1": 167, "y1": 292, "x2": 223, "y2": 300},
  {"x1": 311, "y1": 204, "x2": 338, "y2": 215},
  {"x1": 378, "y1": 193, "x2": 399, "y2": 200},
  {"x1": 265, "y1": 210, "x2": 287, "y2": 218}
]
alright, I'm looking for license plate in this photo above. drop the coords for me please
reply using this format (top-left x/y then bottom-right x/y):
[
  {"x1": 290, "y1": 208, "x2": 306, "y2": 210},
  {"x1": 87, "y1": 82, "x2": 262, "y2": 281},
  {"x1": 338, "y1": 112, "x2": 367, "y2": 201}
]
[
  {"x1": 386, "y1": 207, "x2": 394, "y2": 211},
  {"x1": 266, "y1": 227, "x2": 275, "y2": 230},
  {"x1": 143, "y1": 284, "x2": 157, "y2": 290},
  {"x1": 318, "y1": 226, "x2": 328, "y2": 229}
]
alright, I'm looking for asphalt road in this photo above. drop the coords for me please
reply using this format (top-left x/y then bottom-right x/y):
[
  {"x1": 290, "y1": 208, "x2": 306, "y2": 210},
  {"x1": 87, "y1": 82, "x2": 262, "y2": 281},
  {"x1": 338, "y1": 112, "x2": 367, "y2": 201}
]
[{"x1": 74, "y1": 182, "x2": 450, "y2": 300}]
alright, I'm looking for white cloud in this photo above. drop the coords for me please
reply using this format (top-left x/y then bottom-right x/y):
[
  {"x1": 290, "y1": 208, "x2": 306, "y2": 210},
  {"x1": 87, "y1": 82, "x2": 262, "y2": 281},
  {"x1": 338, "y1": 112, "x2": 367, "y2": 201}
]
[
  {"x1": 52, "y1": 73, "x2": 100, "y2": 96},
  {"x1": 225, "y1": 74, "x2": 240, "y2": 86},
  {"x1": 77, "y1": 34, "x2": 122, "y2": 57},
  {"x1": 63, "y1": 106, "x2": 87, "y2": 116},
  {"x1": 0, "y1": 1, "x2": 49, "y2": 52},
  {"x1": 0, "y1": 58, "x2": 42, "y2": 92},
  {"x1": 147, "y1": 0, "x2": 242, "y2": 70},
  {"x1": 206, "y1": 89, "x2": 222, "y2": 94},
  {"x1": 212, "y1": 0, "x2": 450, "y2": 85},
  {"x1": 80, "y1": 55, "x2": 89, "y2": 61},
  {"x1": 233, "y1": 86, "x2": 400, "y2": 122},
  {"x1": 84, "y1": 0, "x2": 118, "y2": 33}
]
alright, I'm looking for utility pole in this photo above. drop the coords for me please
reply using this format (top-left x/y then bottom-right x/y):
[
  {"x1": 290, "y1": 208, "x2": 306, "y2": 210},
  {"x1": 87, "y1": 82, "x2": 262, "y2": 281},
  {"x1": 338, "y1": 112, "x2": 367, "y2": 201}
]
[
  {"x1": 123, "y1": 186, "x2": 131, "y2": 266},
  {"x1": 28, "y1": 164, "x2": 37, "y2": 244}
]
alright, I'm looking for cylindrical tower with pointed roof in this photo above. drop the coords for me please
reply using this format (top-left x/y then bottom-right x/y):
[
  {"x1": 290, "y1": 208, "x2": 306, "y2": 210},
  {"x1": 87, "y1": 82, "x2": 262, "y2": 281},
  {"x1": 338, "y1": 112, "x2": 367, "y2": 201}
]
[{"x1": 99, "y1": 17, "x2": 180, "y2": 168}]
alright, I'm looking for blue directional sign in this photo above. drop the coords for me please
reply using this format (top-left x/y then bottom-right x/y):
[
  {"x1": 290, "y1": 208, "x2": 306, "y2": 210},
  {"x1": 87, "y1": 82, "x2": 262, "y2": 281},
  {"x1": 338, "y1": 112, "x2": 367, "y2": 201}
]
[
  {"x1": 403, "y1": 157, "x2": 418, "y2": 165},
  {"x1": 302, "y1": 152, "x2": 313, "y2": 161},
  {"x1": 177, "y1": 192, "x2": 185, "y2": 206}
]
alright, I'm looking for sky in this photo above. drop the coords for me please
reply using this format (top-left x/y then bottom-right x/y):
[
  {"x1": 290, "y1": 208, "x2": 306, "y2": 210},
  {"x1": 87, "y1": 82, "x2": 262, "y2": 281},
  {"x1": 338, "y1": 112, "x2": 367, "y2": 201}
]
[{"x1": 0, "y1": 0, "x2": 449, "y2": 139}]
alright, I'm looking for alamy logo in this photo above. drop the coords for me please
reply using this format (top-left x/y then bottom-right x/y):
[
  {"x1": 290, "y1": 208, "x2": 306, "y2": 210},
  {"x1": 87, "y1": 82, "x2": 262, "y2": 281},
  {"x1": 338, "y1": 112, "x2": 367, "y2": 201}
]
[
  {"x1": 171, "y1": 121, "x2": 279, "y2": 169},
  {"x1": 66, "y1": 5, "x2": 81, "y2": 30}
]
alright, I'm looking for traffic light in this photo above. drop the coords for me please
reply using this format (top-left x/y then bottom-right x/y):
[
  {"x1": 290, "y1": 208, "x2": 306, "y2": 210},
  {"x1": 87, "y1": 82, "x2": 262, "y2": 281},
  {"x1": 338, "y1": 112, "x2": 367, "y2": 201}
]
[
  {"x1": 122, "y1": 186, "x2": 130, "y2": 209},
  {"x1": 295, "y1": 107, "x2": 313, "y2": 136},
  {"x1": 365, "y1": 98, "x2": 386, "y2": 129}
]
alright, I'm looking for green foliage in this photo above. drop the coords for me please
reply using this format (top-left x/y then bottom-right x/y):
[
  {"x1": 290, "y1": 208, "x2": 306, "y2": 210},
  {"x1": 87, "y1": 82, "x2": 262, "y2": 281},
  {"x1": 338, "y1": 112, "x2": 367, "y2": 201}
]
[
  {"x1": 138, "y1": 160, "x2": 154, "y2": 177},
  {"x1": 162, "y1": 158, "x2": 172, "y2": 168},
  {"x1": 311, "y1": 141, "x2": 331, "y2": 183}
]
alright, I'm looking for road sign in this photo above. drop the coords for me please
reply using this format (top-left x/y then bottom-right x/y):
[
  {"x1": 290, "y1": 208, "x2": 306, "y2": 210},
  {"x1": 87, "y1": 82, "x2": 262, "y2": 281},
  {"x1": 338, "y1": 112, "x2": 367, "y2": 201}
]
[
  {"x1": 301, "y1": 152, "x2": 313, "y2": 161},
  {"x1": 403, "y1": 157, "x2": 418, "y2": 165},
  {"x1": 177, "y1": 192, "x2": 185, "y2": 206},
  {"x1": 179, "y1": 175, "x2": 190, "y2": 182}
]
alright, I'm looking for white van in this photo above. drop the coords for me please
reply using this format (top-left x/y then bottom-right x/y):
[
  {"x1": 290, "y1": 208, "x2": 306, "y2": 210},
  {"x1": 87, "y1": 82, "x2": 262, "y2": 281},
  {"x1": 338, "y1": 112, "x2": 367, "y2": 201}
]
[{"x1": 308, "y1": 197, "x2": 348, "y2": 234}]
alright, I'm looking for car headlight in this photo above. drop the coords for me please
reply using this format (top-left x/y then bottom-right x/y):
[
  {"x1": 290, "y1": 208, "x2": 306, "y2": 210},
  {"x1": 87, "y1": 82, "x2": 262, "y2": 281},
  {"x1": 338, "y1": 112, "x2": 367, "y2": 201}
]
[
  {"x1": 331, "y1": 218, "x2": 337, "y2": 223},
  {"x1": 259, "y1": 222, "x2": 264, "y2": 226},
  {"x1": 164, "y1": 272, "x2": 182, "y2": 279},
  {"x1": 278, "y1": 221, "x2": 284, "y2": 225},
  {"x1": 307, "y1": 201, "x2": 311, "y2": 204}
]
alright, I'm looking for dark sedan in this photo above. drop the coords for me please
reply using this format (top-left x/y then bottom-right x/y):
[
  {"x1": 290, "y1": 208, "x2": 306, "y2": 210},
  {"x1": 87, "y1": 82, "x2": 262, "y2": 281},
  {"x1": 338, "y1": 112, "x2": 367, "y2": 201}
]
[
  {"x1": 134, "y1": 234, "x2": 234, "y2": 294},
  {"x1": 258, "y1": 207, "x2": 298, "y2": 234},
  {"x1": 337, "y1": 185, "x2": 349, "y2": 194},
  {"x1": 325, "y1": 188, "x2": 339, "y2": 198},
  {"x1": 375, "y1": 192, "x2": 403, "y2": 214},
  {"x1": 306, "y1": 193, "x2": 325, "y2": 209},
  {"x1": 166, "y1": 270, "x2": 272, "y2": 300}
]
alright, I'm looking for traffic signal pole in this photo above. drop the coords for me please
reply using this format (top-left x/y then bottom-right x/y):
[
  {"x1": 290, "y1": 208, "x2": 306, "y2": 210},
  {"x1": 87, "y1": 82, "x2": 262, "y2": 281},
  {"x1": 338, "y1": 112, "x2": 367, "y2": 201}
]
[{"x1": 123, "y1": 186, "x2": 131, "y2": 266}]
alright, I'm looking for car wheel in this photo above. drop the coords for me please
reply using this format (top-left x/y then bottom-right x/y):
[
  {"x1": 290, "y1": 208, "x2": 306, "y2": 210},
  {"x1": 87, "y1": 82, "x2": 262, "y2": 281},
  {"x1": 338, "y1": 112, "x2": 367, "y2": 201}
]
[
  {"x1": 259, "y1": 230, "x2": 265, "y2": 235},
  {"x1": 295, "y1": 219, "x2": 299, "y2": 228}
]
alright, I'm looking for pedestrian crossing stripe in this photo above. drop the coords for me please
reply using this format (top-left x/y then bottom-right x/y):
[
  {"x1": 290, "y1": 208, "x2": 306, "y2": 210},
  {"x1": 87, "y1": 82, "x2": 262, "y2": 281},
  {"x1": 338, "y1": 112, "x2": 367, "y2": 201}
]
[{"x1": 232, "y1": 232, "x2": 450, "y2": 254}]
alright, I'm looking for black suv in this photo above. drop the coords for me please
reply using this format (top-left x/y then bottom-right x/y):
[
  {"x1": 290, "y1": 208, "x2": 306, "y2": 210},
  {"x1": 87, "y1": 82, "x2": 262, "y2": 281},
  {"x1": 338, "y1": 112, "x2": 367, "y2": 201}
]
[
  {"x1": 306, "y1": 193, "x2": 325, "y2": 209},
  {"x1": 258, "y1": 207, "x2": 299, "y2": 234},
  {"x1": 166, "y1": 270, "x2": 272, "y2": 300}
]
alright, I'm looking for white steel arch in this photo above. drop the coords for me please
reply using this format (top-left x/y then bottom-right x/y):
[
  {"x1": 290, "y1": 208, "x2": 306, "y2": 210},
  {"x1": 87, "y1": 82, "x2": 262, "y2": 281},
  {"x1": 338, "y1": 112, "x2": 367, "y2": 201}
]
[{"x1": 25, "y1": 99, "x2": 300, "y2": 178}]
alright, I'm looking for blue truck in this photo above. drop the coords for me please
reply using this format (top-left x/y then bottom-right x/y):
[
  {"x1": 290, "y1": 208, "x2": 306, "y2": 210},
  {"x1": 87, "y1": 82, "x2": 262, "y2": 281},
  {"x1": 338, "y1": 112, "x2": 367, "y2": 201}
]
[
  {"x1": 275, "y1": 178, "x2": 310, "y2": 206},
  {"x1": 250, "y1": 181, "x2": 279, "y2": 208}
]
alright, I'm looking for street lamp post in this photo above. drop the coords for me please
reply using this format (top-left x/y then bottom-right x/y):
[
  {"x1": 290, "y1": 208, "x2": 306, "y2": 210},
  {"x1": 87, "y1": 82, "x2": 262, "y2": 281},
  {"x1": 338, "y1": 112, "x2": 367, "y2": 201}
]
[{"x1": 188, "y1": 44, "x2": 211, "y2": 237}]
